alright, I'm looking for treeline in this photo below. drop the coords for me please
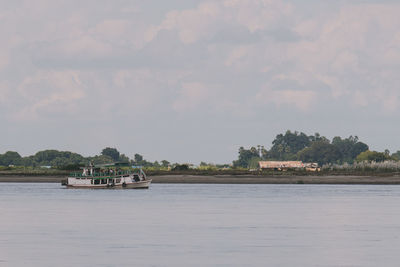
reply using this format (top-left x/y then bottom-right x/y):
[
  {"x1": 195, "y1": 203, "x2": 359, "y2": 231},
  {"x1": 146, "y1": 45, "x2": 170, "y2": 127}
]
[
  {"x1": 0, "y1": 147, "x2": 168, "y2": 170},
  {"x1": 2, "y1": 130, "x2": 400, "y2": 171},
  {"x1": 233, "y1": 130, "x2": 400, "y2": 168}
]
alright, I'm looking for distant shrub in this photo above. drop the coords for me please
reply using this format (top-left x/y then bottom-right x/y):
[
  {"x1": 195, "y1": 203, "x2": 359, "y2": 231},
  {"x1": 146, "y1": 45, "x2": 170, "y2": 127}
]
[
  {"x1": 57, "y1": 164, "x2": 85, "y2": 171},
  {"x1": 323, "y1": 160, "x2": 400, "y2": 172},
  {"x1": 172, "y1": 164, "x2": 189, "y2": 171}
]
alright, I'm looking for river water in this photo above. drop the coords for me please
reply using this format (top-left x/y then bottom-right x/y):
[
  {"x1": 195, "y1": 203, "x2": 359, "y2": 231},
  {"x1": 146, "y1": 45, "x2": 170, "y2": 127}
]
[{"x1": 1, "y1": 183, "x2": 400, "y2": 267}]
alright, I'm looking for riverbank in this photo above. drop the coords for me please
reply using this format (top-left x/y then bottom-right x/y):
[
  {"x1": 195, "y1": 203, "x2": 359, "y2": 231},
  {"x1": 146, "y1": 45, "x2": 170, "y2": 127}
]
[{"x1": 2, "y1": 175, "x2": 400, "y2": 184}]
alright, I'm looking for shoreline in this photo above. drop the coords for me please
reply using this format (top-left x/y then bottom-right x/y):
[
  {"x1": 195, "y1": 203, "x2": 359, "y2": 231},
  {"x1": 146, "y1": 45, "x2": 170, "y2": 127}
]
[{"x1": 2, "y1": 175, "x2": 400, "y2": 184}]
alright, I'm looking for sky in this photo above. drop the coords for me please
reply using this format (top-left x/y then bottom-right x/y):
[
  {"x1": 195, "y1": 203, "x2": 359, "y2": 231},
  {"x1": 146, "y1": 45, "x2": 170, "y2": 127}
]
[{"x1": 1, "y1": 0, "x2": 400, "y2": 164}]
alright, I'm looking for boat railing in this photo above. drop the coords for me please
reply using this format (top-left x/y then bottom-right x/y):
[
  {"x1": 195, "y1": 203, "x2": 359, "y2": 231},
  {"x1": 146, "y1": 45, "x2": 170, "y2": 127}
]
[{"x1": 69, "y1": 170, "x2": 135, "y2": 178}]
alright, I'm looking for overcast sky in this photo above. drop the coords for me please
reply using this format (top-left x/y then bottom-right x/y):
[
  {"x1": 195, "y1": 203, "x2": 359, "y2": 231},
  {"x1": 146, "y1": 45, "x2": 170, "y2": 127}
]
[{"x1": 1, "y1": 0, "x2": 400, "y2": 163}]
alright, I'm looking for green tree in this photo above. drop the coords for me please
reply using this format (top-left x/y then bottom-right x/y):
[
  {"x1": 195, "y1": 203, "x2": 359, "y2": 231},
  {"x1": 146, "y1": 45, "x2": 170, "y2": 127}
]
[
  {"x1": 331, "y1": 136, "x2": 369, "y2": 163},
  {"x1": 269, "y1": 130, "x2": 312, "y2": 160},
  {"x1": 309, "y1": 132, "x2": 330, "y2": 143},
  {"x1": 153, "y1": 161, "x2": 160, "y2": 167},
  {"x1": 233, "y1": 147, "x2": 260, "y2": 168},
  {"x1": 88, "y1": 155, "x2": 114, "y2": 165},
  {"x1": 0, "y1": 151, "x2": 22, "y2": 166},
  {"x1": 119, "y1": 153, "x2": 130, "y2": 163},
  {"x1": 101, "y1": 147, "x2": 120, "y2": 162},
  {"x1": 31, "y1": 150, "x2": 85, "y2": 167},
  {"x1": 34, "y1": 150, "x2": 61, "y2": 165},
  {"x1": 392, "y1": 151, "x2": 400, "y2": 161},
  {"x1": 248, "y1": 157, "x2": 261, "y2": 169},
  {"x1": 20, "y1": 156, "x2": 35, "y2": 167},
  {"x1": 356, "y1": 150, "x2": 390, "y2": 162},
  {"x1": 161, "y1": 160, "x2": 170, "y2": 167},
  {"x1": 172, "y1": 164, "x2": 189, "y2": 171},
  {"x1": 298, "y1": 141, "x2": 342, "y2": 165},
  {"x1": 134, "y1": 154, "x2": 144, "y2": 165}
]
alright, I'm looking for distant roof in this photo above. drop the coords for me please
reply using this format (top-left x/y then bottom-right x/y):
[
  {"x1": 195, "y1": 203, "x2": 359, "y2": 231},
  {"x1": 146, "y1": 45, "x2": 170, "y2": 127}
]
[
  {"x1": 259, "y1": 161, "x2": 304, "y2": 168},
  {"x1": 131, "y1": 165, "x2": 143, "y2": 169}
]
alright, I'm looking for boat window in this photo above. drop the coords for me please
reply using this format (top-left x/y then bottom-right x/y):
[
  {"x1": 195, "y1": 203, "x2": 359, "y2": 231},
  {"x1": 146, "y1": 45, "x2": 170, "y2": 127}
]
[
  {"x1": 94, "y1": 179, "x2": 100, "y2": 185},
  {"x1": 116, "y1": 178, "x2": 121, "y2": 183},
  {"x1": 101, "y1": 179, "x2": 107, "y2": 184}
]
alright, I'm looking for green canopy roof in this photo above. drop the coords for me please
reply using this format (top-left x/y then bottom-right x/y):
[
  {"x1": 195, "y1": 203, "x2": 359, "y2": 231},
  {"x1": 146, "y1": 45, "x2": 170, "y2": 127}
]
[{"x1": 92, "y1": 162, "x2": 130, "y2": 168}]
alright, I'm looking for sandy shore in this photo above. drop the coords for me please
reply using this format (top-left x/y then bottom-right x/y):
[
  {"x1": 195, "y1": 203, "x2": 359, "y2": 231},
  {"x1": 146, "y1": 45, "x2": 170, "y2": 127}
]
[{"x1": 2, "y1": 175, "x2": 400, "y2": 184}]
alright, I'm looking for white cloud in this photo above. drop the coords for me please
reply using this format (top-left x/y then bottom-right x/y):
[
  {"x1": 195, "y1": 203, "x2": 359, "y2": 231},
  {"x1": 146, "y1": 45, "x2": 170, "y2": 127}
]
[
  {"x1": 60, "y1": 35, "x2": 113, "y2": 56},
  {"x1": 222, "y1": 0, "x2": 293, "y2": 32},
  {"x1": 2, "y1": 0, "x2": 400, "y2": 116},
  {"x1": 353, "y1": 90, "x2": 369, "y2": 107},
  {"x1": 372, "y1": 88, "x2": 400, "y2": 113},
  {"x1": 0, "y1": 52, "x2": 9, "y2": 71},
  {"x1": 148, "y1": 0, "x2": 293, "y2": 44},
  {"x1": 112, "y1": 69, "x2": 164, "y2": 111},
  {"x1": 142, "y1": 1, "x2": 400, "y2": 113},
  {"x1": 0, "y1": 81, "x2": 11, "y2": 104},
  {"x1": 173, "y1": 82, "x2": 215, "y2": 112},
  {"x1": 224, "y1": 45, "x2": 252, "y2": 67},
  {"x1": 257, "y1": 88, "x2": 317, "y2": 111},
  {"x1": 13, "y1": 71, "x2": 86, "y2": 120},
  {"x1": 283, "y1": 3, "x2": 400, "y2": 110},
  {"x1": 147, "y1": 2, "x2": 220, "y2": 44},
  {"x1": 2, "y1": 0, "x2": 400, "y2": 160}
]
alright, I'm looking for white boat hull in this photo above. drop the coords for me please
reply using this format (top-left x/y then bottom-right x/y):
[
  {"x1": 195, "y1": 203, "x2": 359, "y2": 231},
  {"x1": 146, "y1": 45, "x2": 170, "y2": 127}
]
[
  {"x1": 65, "y1": 179, "x2": 152, "y2": 189},
  {"x1": 123, "y1": 179, "x2": 151, "y2": 189},
  {"x1": 63, "y1": 176, "x2": 152, "y2": 189}
]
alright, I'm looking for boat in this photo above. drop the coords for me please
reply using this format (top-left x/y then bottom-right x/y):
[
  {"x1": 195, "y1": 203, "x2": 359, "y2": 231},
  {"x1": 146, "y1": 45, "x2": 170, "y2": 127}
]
[{"x1": 61, "y1": 163, "x2": 152, "y2": 189}]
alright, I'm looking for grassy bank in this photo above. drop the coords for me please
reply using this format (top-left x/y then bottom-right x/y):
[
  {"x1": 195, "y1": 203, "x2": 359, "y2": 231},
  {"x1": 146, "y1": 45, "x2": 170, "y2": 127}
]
[
  {"x1": 2, "y1": 166, "x2": 400, "y2": 185},
  {"x1": 2, "y1": 174, "x2": 400, "y2": 184},
  {"x1": 146, "y1": 169, "x2": 400, "y2": 177},
  {"x1": 0, "y1": 169, "x2": 68, "y2": 176},
  {"x1": 1, "y1": 168, "x2": 400, "y2": 177}
]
